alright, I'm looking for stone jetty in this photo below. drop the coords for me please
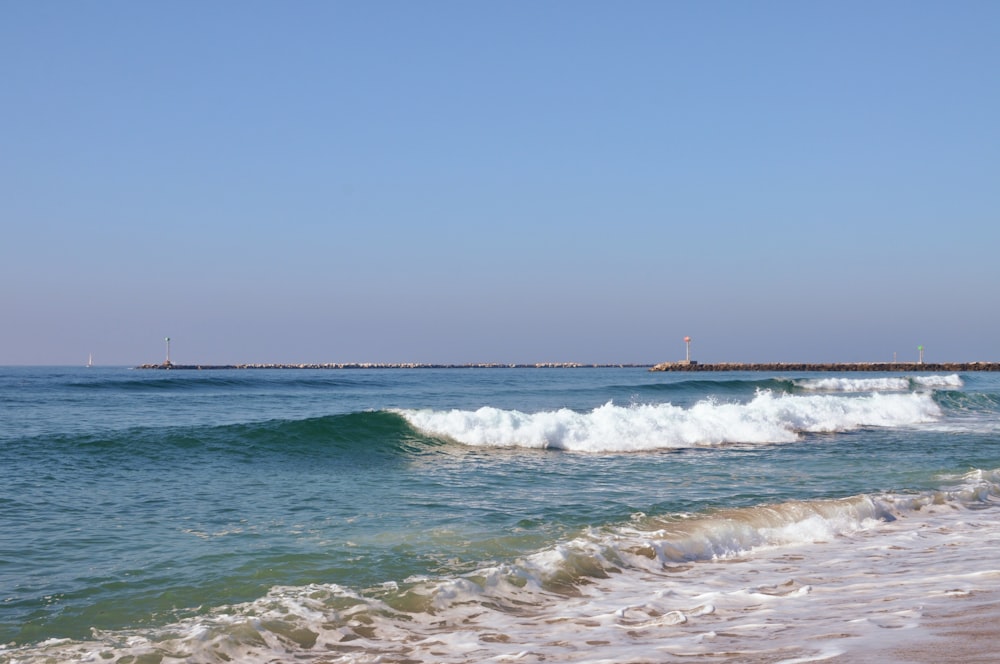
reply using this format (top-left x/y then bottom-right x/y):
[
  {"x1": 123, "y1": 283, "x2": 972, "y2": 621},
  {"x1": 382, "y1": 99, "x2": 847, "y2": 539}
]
[
  {"x1": 135, "y1": 362, "x2": 653, "y2": 370},
  {"x1": 649, "y1": 362, "x2": 1000, "y2": 372},
  {"x1": 133, "y1": 361, "x2": 1000, "y2": 372}
]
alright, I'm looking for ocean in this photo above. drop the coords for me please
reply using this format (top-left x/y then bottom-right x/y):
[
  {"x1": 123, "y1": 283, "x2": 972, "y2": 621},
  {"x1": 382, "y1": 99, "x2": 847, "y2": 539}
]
[{"x1": 2, "y1": 366, "x2": 999, "y2": 663}]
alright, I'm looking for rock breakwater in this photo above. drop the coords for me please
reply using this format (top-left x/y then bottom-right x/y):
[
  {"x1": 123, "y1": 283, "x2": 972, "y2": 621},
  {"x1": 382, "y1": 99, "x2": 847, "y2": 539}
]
[
  {"x1": 133, "y1": 361, "x2": 1000, "y2": 372},
  {"x1": 649, "y1": 362, "x2": 1000, "y2": 372},
  {"x1": 135, "y1": 362, "x2": 653, "y2": 370}
]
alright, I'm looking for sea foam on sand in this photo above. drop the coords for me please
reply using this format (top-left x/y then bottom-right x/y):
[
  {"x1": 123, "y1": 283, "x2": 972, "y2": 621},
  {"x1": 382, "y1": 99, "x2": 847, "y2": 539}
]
[{"x1": 9, "y1": 472, "x2": 1000, "y2": 663}]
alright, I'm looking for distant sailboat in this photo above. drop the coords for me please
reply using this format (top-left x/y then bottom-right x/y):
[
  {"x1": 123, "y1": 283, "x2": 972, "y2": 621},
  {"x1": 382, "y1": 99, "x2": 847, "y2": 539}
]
[{"x1": 87, "y1": 353, "x2": 94, "y2": 368}]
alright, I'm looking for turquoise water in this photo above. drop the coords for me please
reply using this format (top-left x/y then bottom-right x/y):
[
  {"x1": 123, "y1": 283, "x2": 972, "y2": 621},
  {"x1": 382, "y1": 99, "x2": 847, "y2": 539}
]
[{"x1": 2, "y1": 367, "x2": 999, "y2": 662}]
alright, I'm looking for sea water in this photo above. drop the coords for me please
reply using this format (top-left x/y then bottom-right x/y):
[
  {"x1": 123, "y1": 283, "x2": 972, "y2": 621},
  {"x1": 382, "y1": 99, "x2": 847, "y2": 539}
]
[{"x1": 1, "y1": 366, "x2": 999, "y2": 662}]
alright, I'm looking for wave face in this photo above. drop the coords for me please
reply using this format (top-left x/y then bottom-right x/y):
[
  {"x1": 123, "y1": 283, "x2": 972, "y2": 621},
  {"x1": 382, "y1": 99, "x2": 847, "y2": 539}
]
[
  {"x1": 6, "y1": 411, "x2": 432, "y2": 469},
  {"x1": 2, "y1": 367, "x2": 1000, "y2": 663},
  {"x1": 398, "y1": 390, "x2": 943, "y2": 451}
]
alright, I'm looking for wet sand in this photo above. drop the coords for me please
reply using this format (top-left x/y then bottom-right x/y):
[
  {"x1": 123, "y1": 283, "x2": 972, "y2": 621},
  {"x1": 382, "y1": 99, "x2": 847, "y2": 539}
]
[
  {"x1": 880, "y1": 599, "x2": 1000, "y2": 663},
  {"x1": 826, "y1": 587, "x2": 1000, "y2": 663}
]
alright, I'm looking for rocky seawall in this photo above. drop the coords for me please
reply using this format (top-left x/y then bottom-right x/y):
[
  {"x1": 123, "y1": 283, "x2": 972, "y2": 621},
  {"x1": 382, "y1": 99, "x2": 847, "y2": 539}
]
[
  {"x1": 649, "y1": 362, "x2": 1000, "y2": 372},
  {"x1": 133, "y1": 362, "x2": 1000, "y2": 372},
  {"x1": 135, "y1": 362, "x2": 653, "y2": 370}
]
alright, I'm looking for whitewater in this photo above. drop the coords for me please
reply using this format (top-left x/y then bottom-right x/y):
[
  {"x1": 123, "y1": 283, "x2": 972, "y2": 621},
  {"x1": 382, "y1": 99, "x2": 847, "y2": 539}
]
[
  {"x1": 1, "y1": 367, "x2": 999, "y2": 663},
  {"x1": 397, "y1": 389, "x2": 943, "y2": 451}
]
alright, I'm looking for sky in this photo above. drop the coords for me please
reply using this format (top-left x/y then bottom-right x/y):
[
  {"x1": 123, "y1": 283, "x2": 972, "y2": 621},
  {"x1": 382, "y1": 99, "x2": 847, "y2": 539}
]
[{"x1": 2, "y1": 1, "x2": 998, "y2": 366}]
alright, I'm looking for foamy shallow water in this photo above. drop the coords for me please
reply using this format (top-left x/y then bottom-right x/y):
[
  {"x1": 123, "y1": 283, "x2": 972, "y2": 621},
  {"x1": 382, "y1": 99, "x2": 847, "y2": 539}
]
[{"x1": 7, "y1": 472, "x2": 999, "y2": 664}]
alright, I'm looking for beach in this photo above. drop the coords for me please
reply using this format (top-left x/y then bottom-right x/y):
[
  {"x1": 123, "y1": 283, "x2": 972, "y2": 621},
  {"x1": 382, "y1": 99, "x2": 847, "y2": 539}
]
[
  {"x1": 2, "y1": 366, "x2": 998, "y2": 662},
  {"x1": 879, "y1": 598, "x2": 1000, "y2": 664}
]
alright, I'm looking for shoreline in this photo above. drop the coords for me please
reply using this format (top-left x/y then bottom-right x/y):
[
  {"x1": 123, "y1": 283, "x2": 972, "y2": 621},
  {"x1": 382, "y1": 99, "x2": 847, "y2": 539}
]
[
  {"x1": 132, "y1": 361, "x2": 1000, "y2": 371},
  {"x1": 134, "y1": 362, "x2": 654, "y2": 370},
  {"x1": 650, "y1": 361, "x2": 1000, "y2": 372}
]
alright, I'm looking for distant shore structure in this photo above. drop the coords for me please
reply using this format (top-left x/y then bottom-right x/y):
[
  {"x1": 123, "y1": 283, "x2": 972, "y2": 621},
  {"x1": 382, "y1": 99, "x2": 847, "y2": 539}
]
[
  {"x1": 136, "y1": 362, "x2": 654, "y2": 370},
  {"x1": 131, "y1": 361, "x2": 1000, "y2": 371},
  {"x1": 650, "y1": 362, "x2": 1000, "y2": 372},
  {"x1": 164, "y1": 337, "x2": 172, "y2": 367}
]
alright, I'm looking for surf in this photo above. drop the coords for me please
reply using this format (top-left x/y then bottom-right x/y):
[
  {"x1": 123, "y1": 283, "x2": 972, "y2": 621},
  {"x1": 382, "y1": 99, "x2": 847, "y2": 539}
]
[
  {"x1": 7, "y1": 468, "x2": 999, "y2": 664},
  {"x1": 794, "y1": 373, "x2": 963, "y2": 393},
  {"x1": 397, "y1": 390, "x2": 944, "y2": 452}
]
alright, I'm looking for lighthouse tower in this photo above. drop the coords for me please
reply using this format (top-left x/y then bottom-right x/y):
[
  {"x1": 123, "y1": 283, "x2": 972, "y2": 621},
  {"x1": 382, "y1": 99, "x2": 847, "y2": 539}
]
[{"x1": 680, "y1": 336, "x2": 696, "y2": 365}]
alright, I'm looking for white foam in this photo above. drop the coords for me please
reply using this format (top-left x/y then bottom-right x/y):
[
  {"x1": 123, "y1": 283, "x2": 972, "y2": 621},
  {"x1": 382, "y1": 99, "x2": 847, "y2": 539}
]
[
  {"x1": 797, "y1": 376, "x2": 912, "y2": 392},
  {"x1": 10, "y1": 469, "x2": 1000, "y2": 664},
  {"x1": 609, "y1": 495, "x2": 892, "y2": 568},
  {"x1": 796, "y1": 374, "x2": 963, "y2": 393},
  {"x1": 397, "y1": 391, "x2": 942, "y2": 452},
  {"x1": 913, "y1": 373, "x2": 964, "y2": 389}
]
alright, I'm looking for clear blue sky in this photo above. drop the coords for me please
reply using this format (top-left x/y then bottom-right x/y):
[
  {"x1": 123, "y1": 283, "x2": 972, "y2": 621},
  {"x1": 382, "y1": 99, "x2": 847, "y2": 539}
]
[{"x1": 3, "y1": 1, "x2": 998, "y2": 365}]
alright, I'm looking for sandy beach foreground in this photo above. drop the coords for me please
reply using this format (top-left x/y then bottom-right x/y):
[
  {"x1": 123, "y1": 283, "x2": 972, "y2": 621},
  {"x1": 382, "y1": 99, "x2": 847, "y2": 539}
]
[
  {"x1": 885, "y1": 602, "x2": 1000, "y2": 663},
  {"x1": 841, "y1": 589, "x2": 1000, "y2": 663}
]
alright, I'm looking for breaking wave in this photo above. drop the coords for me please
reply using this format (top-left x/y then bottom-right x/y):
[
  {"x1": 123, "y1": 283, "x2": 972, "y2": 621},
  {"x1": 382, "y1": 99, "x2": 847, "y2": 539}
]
[
  {"x1": 397, "y1": 390, "x2": 943, "y2": 452},
  {"x1": 8, "y1": 468, "x2": 999, "y2": 664},
  {"x1": 794, "y1": 374, "x2": 963, "y2": 393}
]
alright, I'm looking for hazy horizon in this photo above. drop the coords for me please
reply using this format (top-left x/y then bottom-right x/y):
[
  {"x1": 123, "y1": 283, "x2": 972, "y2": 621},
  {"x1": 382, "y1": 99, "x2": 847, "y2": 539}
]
[{"x1": 4, "y1": 1, "x2": 998, "y2": 366}]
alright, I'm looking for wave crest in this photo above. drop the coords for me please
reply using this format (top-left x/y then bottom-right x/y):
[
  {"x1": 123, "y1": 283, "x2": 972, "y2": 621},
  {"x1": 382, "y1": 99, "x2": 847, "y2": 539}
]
[
  {"x1": 795, "y1": 374, "x2": 963, "y2": 393},
  {"x1": 397, "y1": 391, "x2": 942, "y2": 452}
]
